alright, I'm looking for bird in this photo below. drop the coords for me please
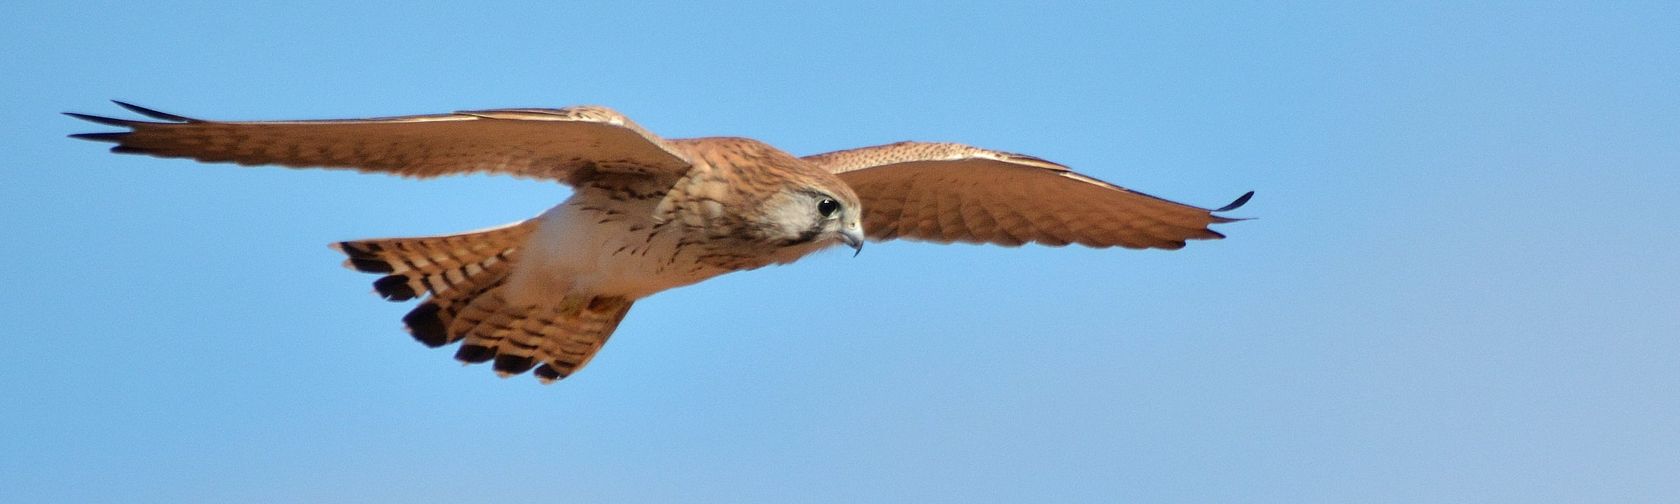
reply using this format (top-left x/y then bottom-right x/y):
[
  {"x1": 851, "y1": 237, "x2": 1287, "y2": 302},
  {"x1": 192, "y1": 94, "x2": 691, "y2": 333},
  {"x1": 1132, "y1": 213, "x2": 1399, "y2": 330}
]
[{"x1": 67, "y1": 101, "x2": 1253, "y2": 384}]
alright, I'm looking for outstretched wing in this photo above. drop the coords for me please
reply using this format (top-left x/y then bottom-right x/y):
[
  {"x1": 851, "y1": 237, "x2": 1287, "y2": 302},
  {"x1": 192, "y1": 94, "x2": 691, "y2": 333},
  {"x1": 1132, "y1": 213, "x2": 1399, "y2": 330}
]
[
  {"x1": 806, "y1": 141, "x2": 1251, "y2": 250},
  {"x1": 67, "y1": 101, "x2": 694, "y2": 185}
]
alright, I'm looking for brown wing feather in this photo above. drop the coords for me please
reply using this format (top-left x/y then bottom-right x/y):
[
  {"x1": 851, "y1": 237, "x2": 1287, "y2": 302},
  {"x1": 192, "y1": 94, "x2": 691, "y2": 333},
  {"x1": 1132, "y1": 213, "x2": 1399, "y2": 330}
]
[
  {"x1": 806, "y1": 141, "x2": 1250, "y2": 250},
  {"x1": 67, "y1": 102, "x2": 693, "y2": 185}
]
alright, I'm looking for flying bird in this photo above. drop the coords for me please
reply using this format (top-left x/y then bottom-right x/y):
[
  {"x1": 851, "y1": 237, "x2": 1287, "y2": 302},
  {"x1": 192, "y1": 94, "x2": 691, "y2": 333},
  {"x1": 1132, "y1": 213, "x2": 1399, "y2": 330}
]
[{"x1": 68, "y1": 101, "x2": 1252, "y2": 384}]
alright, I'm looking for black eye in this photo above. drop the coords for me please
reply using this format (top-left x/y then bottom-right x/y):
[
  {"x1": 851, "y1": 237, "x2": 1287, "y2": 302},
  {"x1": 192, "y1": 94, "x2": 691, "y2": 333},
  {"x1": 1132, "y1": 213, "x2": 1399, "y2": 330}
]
[{"x1": 817, "y1": 197, "x2": 841, "y2": 218}]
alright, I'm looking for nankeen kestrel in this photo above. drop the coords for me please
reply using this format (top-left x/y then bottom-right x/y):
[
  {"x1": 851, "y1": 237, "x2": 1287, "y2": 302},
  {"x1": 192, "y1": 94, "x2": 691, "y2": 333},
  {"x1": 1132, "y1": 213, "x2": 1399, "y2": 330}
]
[{"x1": 69, "y1": 101, "x2": 1252, "y2": 383}]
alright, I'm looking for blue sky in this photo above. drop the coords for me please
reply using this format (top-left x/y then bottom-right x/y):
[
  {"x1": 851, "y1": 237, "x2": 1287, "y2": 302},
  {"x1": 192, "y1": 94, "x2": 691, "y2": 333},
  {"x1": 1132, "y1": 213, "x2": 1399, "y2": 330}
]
[{"x1": 3, "y1": 1, "x2": 1676, "y2": 502}]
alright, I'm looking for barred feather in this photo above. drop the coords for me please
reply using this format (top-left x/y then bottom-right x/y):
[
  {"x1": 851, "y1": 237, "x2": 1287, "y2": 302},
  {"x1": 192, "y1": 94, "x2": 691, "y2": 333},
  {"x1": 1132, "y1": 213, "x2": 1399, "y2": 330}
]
[
  {"x1": 332, "y1": 220, "x2": 633, "y2": 382},
  {"x1": 448, "y1": 289, "x2": 634, "y2": 383},
  {"x1": 332, "y1": 220, "x2": 537, "y2": 301}
]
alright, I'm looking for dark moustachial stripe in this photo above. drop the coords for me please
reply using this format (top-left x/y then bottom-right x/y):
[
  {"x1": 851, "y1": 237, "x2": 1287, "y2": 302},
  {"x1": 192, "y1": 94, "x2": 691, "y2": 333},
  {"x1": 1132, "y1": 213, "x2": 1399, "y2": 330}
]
[{"x1": 784, "y1": 226, "x2": 823, "y2": 246}]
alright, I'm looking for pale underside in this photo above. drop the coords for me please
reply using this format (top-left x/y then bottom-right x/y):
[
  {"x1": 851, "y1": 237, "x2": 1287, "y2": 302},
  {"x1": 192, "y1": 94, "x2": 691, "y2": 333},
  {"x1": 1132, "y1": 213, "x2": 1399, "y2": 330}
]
[{"x1": 508, "y1": 186, "x2": 836, "y2": 304}]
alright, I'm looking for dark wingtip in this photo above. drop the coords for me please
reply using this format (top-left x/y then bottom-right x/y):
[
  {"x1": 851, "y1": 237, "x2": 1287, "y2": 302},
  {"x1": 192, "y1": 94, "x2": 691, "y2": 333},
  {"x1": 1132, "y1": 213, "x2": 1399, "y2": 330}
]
[
  {"x1": 69, "y1": 132, "x2": 127, "y2": 143},
  {"x1": 1214, "y1": 191, "x2": 1254, "y2": 212},
  {"x1": 112, "y1": 100, "x2": 195, "y2": 122},
  {"x1": 63, "y1": 112, "x2": 136, "y2": 128}
]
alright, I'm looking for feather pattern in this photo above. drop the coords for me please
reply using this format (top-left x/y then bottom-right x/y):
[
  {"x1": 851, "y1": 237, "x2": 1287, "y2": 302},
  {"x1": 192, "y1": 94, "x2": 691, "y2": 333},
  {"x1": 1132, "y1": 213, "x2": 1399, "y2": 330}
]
[
  {"x1": 67, "y1": 102, "x2": 693, "y2": 187},
  {"x1": 804, "y1": 141, "x2": 1251, "y2": 249},
  {"x1": 71, "y1": 102, "x2": 1251, "y2": 384}
]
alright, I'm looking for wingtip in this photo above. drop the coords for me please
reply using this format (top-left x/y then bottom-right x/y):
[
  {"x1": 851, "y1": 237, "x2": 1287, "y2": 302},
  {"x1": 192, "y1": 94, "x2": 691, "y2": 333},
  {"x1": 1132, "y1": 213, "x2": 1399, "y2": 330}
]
[
  {"x1": 64, "y1": 111, "x2": 135, "y2": 127},
  {"x1": 111, "y1": 100, "x2": 195, "y2": 122},
  {"x1": 1214, "y1": 191, "x2": 1254, "y2": 213},
  {"x1": 68, "y1": 132, "x2": 126, "y2": 143}
]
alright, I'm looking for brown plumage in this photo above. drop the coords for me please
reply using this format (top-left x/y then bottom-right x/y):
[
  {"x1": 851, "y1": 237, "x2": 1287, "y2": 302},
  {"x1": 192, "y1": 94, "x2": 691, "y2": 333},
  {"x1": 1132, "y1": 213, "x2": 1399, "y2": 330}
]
[
  {"x1": 69, "y1": 101, "x2": 1251, "y2": 384},
  {"x1": 808, "y1": 141, "x2": 1251, "y2": 249}
]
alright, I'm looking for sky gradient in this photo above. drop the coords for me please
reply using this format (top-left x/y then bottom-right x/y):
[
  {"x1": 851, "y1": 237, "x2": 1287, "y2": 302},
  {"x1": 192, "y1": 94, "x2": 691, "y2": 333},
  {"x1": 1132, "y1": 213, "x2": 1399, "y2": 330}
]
[{"x1": 3, "y1": 2, "x2": 1677, "y2": 502}]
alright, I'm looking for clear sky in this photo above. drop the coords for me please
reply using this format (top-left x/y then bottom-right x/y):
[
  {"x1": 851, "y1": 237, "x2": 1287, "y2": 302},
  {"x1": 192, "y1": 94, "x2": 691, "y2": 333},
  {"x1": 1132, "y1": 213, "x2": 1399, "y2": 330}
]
[{"x1": 2, "y1": 1, "x2": 1676, "y2": 502}]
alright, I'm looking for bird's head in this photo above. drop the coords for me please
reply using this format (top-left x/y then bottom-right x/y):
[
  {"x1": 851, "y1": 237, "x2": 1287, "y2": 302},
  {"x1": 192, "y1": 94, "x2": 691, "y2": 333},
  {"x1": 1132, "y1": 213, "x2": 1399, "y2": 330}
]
[
  {"x1": 758, "y1": 173, "x2": 865, "y2": 255},
  {"x1": 677, "y1": 137, "x2": 866, "y2": 258}
]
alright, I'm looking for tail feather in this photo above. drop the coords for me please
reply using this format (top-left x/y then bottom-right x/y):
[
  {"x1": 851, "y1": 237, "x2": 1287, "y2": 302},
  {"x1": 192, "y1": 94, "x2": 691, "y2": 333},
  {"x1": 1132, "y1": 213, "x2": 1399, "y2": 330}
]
[
  {"x1": 333, "y1": 220, "x2": 634, "y2": 383},
  {"x1": 333, "y1": 220, "x2": 536, "y2": 301},
  {"x1": 402, "y1": 276, "x2": 506, "y2": 348},
  {"x1": 449, "y1": 290, "x2": 635, "y2": 383},
  {"x1": 530, "y1": 297, "x2": 634, "y2": 382}
]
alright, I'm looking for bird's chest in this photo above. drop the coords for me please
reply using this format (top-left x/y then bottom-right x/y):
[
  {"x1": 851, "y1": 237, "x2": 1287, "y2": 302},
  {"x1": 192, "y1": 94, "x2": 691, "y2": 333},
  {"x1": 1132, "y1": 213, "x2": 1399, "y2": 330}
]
[{"x1": 514, "y1": 189, "x2": 771, "y2": 300}]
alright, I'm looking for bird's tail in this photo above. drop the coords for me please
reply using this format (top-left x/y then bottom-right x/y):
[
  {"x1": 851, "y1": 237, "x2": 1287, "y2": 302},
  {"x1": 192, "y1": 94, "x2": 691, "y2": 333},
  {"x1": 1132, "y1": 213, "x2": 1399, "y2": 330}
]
[
  {"x1": 332, "y1": 220, "x2": 537, "y2": 304},
  {"x1": 333, "y1": 220, "x2": 635, "y2": 383},
  {"x1": 446, "y1": 291, "x2": 634, "y2": 382}
]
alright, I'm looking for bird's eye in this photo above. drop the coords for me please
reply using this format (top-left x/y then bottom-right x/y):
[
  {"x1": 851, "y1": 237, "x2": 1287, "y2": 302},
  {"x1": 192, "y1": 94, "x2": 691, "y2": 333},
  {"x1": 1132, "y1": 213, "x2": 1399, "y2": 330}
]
[{"x1": 817, "y1": 197, "x2": 841, "y2": 219}]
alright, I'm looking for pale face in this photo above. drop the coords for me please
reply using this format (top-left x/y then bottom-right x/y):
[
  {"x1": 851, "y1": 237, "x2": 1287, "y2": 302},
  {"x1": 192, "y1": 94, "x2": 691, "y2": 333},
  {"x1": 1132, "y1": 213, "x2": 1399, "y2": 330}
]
[{"x1": 758, "y1": 187, "x2": 865, "y2": 254}]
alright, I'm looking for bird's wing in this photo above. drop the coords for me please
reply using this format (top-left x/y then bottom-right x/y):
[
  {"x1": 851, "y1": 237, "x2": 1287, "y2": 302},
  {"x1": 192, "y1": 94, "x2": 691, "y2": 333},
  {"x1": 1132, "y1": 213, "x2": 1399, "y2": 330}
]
[
  {"x1": 67, "y1": 101, "x2": 694, "y2": 185},
  {"x1": 806, "y1": 141, "x2": 1252, "y2": 250}
]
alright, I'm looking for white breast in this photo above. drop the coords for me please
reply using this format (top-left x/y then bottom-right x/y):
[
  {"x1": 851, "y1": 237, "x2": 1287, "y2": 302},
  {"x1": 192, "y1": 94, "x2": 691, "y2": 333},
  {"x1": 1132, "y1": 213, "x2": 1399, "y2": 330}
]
[{"x1": 504, "y1": 190, "x2": 729, "y2": 304}]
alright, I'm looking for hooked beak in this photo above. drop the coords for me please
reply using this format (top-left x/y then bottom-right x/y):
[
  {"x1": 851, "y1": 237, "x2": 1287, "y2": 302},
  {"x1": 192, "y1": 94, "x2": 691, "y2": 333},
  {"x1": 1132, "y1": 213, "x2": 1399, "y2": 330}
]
[{"x1": 839, "y1": 228, "x2": 865, "y2": 257}]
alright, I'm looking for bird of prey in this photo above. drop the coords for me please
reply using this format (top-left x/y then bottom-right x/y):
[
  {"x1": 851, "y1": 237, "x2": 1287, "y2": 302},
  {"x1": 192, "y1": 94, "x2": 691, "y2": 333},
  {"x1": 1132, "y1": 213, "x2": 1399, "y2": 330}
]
[{"x1": 68, "y1": 101, "x2": 1252, "y2": 384}]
